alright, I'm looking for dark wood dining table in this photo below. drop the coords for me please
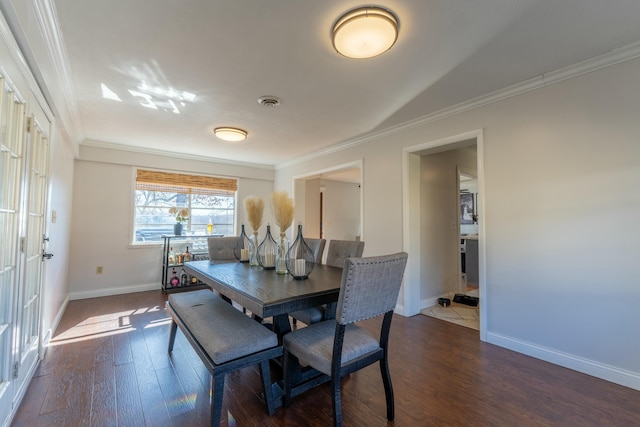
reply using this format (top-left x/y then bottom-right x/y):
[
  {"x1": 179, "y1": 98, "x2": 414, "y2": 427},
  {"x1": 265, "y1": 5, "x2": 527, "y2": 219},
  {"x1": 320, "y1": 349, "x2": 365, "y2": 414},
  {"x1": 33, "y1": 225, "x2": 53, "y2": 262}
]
[{"x1": 183, "y1": 259, "x2": 343, "y2": 337}]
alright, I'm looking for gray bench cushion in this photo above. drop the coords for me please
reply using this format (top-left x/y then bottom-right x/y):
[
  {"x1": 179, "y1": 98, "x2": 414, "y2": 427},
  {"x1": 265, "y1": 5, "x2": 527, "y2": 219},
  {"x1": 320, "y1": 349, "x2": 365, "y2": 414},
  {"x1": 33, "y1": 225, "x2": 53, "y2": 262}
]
[{"x1": 169, "y1": 290, "x2": 277, "y2": 364}]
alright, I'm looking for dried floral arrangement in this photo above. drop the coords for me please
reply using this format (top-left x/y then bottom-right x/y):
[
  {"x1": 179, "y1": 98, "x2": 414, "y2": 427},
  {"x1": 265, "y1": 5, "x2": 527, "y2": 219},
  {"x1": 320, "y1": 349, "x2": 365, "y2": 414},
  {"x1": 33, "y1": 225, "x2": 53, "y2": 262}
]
[
  {"x1": 271, "y1": 191, "x2": 294, "y2": 235},
  {"x1": 168, "y1": 207, "x2": 190, "y2": 223},
  {"x1": 244, "y1": 196, "x2": 264, "y2": 233}
]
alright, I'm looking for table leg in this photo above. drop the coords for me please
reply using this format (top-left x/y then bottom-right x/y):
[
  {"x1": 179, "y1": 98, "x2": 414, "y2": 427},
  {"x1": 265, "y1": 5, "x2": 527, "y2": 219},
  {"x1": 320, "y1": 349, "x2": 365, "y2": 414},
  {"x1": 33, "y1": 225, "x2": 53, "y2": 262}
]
[{"x1": 272, "y1": 314, "x2": 292, "y2": 342}]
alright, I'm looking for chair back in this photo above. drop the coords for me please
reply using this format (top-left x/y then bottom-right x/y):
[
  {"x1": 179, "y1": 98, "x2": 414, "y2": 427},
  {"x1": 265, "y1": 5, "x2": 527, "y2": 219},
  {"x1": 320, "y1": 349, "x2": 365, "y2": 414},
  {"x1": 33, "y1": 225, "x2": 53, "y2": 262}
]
[
  {"x1": 335, "y1": 252, "x2": 408, "y2": 325},
  {"x1": 325, "y1": 239, "x2": 364, "y2": 268},
  {"x1": 207, "y1": 236, "x2": 237, "y2": 261},
  {"x1": 304, "y1": 238, "x2": 326, "y2": 264}
]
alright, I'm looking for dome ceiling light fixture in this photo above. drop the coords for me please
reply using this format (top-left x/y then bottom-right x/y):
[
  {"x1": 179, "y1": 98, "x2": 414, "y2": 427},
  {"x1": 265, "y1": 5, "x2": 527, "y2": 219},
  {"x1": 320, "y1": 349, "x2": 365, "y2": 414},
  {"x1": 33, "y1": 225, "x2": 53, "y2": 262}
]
[
  {"x1": 214, "y1": 127, "x2": 247, "y2": 142},
  {"x1": 332, "y1": 6, "x2": 399, "y2": 59}
]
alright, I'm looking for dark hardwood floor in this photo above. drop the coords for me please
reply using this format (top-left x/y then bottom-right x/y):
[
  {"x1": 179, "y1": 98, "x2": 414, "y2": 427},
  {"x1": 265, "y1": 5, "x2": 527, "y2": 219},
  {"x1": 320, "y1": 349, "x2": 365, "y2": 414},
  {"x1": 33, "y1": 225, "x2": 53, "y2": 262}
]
[{"x1": 11, "y1": 290, "x2": 639, "y2": 426}]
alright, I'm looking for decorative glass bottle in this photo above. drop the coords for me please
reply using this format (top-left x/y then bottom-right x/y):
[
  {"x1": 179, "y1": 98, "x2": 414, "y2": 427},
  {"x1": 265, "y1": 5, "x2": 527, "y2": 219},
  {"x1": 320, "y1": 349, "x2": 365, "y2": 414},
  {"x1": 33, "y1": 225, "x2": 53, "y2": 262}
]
[
  {"x1": 180, "y1": 268, "x2": 188, "y2": 286},
  {"x1": 170, "y1": 268, "x2": 180, "y2": 287},
  {"x1": 168, "y1": 247, "x2": 175, "y2": 265},
  {"x1": 234, "y1": 224, "x2": 253, "y2": 262},
  {"x1": 276, "y1": 231, "x2": 289, "y2": 275},
  {"x1": 257, "y1": 224, "x2": 277, "y2": 270},
  {"x1": 285, "y1": 223, "x2": 315, "y2": 279},
  {"x1": 249, "y1": 230, "x2": 260, "y2": 266}
]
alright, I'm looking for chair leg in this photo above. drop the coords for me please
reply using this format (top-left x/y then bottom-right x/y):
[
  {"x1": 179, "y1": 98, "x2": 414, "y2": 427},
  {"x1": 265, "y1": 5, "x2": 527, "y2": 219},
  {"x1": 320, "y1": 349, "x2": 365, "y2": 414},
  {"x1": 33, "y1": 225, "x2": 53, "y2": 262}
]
[
  {"x1": 167, "y1": 320, "x2": 178, "y2": 353},
  {"x1": 380, "y1": 357, "x2": 395, "y2": 421},
  {"x1": 332, "y1": 377, "x2": 343, "y2": 427},
  {"x1": 282, "y1": 350, "x2": 300, "y2": 407},
  {"x1": 259, "y1": 360, "x2": 277, "y2": 415},
  {"x1": 210, "y1": 374, "x2": 225, "y2": 427}
]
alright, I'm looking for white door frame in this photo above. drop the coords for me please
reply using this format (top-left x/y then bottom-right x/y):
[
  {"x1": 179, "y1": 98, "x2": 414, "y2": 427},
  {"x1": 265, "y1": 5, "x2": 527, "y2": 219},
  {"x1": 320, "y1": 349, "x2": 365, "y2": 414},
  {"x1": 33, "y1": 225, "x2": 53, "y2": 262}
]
[
  {"x1": 0, "y1": 10, "x2": 53, "y2": 425},
  {"x1": 402, "y1": 129, "x2": 487, "y2": 341}
]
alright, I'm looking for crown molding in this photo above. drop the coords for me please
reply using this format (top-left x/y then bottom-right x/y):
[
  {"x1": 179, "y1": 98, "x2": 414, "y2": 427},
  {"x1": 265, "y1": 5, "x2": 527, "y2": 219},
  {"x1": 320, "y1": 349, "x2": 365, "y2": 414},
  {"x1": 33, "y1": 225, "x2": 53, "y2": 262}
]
[
  {"x1": 0, "y1": 3, "x2": 51, "y2": 112},
  {"x1": 81, "y1": 139, "x2": 275, "y2": 171},
  {"x1": 276, "y1": 39, "x2": 640, "y2": 170},
  {"x1": 34, "y1": 0, "x2": 83, "y2": 150}
]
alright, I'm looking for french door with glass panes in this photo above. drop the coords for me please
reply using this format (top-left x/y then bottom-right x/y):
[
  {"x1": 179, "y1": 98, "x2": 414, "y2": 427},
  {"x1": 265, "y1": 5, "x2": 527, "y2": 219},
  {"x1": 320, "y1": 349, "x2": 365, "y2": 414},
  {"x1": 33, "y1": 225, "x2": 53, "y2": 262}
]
[{"x1": 0, "y1": 68, "x2": 51, "y2": 424}]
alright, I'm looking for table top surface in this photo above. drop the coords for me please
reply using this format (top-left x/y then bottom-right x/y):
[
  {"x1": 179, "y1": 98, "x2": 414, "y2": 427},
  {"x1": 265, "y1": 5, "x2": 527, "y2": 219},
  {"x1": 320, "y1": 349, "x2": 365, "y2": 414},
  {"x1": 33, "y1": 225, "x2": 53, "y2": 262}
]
[{"x1": 184, "y1": 260, "x2": 343, "y2": 318}]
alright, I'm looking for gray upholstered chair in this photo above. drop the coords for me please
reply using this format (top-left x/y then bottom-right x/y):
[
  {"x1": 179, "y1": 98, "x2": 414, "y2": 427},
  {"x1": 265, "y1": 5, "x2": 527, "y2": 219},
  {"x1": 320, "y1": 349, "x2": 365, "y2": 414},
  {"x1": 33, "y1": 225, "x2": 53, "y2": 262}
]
[
  {"x1": 324, "y1": 239, "x2": 364, "y2": 268},
  {"x1": 304, "y1": 238, "x2": 326, "y2": 264},
  {"x1": 290, "y1": 239, "x2": 364, "y2": 326},
  {"x1": 283, "y1": 252, "x2": 408, "y2": 427},
  {"x1": 207, "y1": 236, "x2": 237, "y2": 261},
  {"x1": 207, "y1": 236, "x2": 239, "y2": 306}
]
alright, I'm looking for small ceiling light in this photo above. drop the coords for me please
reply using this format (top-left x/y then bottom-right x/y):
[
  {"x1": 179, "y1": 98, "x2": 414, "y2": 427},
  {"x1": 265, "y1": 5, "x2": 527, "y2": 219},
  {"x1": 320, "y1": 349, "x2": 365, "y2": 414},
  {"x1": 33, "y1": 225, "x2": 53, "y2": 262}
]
[
  {"x1": 257, "y1": 96, "x2": 282, "y2": 107},
  {"x1": 332, "y1": 6, "x2": 399, "y2": 59},
  {"x1": 214, "y1": 127, "x2": 247, "y2": 142}
]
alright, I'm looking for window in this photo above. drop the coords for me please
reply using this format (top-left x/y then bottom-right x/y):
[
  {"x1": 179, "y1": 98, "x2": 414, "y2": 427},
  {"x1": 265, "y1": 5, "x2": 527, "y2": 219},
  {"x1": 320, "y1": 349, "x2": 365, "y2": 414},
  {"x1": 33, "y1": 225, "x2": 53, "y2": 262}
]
[{"x1": 133, "y1": 169, "x2": 237, "y2": 243}]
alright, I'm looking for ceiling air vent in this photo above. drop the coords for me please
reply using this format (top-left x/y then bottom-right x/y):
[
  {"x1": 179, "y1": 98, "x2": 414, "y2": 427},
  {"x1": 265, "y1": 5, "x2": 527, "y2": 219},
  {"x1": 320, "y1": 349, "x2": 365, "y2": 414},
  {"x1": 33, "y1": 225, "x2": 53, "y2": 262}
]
[{"x1": 257, "y1": 96, "x2": 281, "y2": 107}]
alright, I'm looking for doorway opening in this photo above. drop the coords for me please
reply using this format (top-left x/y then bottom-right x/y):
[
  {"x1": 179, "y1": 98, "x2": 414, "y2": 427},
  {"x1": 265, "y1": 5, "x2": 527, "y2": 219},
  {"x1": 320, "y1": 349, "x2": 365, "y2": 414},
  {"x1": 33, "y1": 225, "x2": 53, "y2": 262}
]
[
  {"x1": 293, "y1": 160, "x2": 363, "y2": 261},
  {"x1": 402, "y1": 129, "x2": 485, "y2": 340}
]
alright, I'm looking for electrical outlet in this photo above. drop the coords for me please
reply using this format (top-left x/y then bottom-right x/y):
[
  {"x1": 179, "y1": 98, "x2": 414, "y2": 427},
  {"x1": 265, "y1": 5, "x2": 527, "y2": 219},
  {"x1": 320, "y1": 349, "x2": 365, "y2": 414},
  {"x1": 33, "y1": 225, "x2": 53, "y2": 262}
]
[{"x1": 96, "y1": 266, "x2": 103, "y2": 274}]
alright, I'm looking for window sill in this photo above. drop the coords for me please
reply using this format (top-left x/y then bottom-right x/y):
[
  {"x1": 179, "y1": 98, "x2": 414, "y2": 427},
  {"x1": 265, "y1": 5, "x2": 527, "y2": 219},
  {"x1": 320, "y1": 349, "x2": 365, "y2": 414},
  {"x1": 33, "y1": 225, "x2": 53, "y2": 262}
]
[{"x1": 128, "y1": 242, "x2": 163, "y2": 249}]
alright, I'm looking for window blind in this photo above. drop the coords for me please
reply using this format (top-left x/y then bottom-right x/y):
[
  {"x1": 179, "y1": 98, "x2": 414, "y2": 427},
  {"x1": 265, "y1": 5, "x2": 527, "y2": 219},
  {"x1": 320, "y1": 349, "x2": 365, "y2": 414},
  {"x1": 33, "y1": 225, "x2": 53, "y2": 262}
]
[{"x1": 136, "y1": 169, "x2": 237, "y2": 195}]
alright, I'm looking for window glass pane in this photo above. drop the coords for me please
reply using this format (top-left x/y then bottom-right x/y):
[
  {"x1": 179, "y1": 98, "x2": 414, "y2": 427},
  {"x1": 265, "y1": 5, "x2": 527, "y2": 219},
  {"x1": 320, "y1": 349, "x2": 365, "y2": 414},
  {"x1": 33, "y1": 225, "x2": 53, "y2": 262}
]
[{"x1": 133, "y1": 182, "x2": 236, "y2": 243}]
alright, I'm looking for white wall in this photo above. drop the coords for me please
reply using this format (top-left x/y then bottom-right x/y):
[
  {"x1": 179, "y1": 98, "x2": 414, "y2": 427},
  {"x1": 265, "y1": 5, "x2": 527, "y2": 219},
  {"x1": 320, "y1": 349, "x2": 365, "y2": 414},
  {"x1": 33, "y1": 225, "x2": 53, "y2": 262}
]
[
  {"x1": 322, "y1": 180, "x2": 360, "y2": 243},
  {"x1": 69, "y1": 146, "x2": 274, "y2": 299},
  {"x1": 275, "y1": 57, "x2": 640, "y2": 390},
  {"x1": 303, "y1": 178, "x2": 321, "y2": 238}
]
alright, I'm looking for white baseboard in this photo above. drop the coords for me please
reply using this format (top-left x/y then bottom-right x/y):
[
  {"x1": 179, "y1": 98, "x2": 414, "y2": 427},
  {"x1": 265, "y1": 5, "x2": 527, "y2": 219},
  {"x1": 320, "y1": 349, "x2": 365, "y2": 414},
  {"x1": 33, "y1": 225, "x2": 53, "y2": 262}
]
[
  {"x1": 487, "y1": 331, "x2": 640, "y2": 392},
  {"x1": 394, "y1": 303, "x2": 406, "y2": 316},
  {"x1": 69, "y1": 283, "x2": 160, "y2": 300},
  {"x1": 421, "y1": 296, "x2": 441, "y2": 310},
  {"x1": 416, "y1": 296, "x2": 640, "y2": 391},
  {"x1": 391, "y1": 294, "x2": 457, "y2": 316},
  {"x1": 41, "y1": 294, "x2": 70, "y2": 354}
]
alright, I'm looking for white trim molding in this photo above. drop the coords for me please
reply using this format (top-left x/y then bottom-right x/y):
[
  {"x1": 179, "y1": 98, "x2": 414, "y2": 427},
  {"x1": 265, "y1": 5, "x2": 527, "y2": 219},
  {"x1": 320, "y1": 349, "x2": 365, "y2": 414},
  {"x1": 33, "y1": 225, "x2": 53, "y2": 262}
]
[
  {"x1": 488, "y1": 332, "x2": 640, "y2": 392},
  {"x1": 69, "y1": 283, "x2": 160, "y2": 301}
]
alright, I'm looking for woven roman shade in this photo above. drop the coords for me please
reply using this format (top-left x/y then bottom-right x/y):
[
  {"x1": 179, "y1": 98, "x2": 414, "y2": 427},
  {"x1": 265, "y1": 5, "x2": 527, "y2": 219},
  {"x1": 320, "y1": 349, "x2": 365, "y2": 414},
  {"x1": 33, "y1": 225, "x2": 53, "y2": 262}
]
[{"x1": 136, "y1": 169, "x2": 237, "y2": 195}]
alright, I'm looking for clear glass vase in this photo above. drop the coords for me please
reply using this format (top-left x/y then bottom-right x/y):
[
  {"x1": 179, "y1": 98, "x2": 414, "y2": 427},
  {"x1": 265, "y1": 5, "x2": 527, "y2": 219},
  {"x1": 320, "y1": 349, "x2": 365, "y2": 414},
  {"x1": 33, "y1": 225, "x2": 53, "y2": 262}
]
[
  {"x1": 276, "y1": 231, "x2": 289, "y2": 274},
  {"x1": 257, "y1": 224, "x2": 277, "y2": 270},
  {"x1": 250, "y1": 231, "x2": 260, "y2": 266}
]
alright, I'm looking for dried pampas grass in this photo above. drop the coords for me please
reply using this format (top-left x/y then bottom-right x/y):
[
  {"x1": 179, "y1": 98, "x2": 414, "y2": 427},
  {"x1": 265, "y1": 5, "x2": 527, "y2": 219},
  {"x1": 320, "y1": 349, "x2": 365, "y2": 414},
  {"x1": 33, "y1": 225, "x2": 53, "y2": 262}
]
[
  {"x1": 244, "y1": 196, "x2": 264, "y2": 232},
  {"x1": 271, "y1": 191, "x2": 294, "y2": 233}
]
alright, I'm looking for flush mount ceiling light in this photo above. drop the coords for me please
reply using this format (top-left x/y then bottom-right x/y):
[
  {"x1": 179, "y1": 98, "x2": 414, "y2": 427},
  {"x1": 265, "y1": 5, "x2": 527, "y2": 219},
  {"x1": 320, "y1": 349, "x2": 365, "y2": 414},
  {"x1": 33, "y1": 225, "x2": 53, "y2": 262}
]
[
  {"x1": 214, "y1": 127, "x2": 247, "y2": 142},
  {"x1": 332, "y1": 6, "x2": 399, "y2": 59}
]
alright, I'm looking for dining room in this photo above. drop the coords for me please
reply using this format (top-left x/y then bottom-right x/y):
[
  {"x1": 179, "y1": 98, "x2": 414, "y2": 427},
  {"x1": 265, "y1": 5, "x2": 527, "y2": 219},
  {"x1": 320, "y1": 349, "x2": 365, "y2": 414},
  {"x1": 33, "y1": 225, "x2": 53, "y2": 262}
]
[{"x1": 3, "y1": 1, "x2": 640, "y2": 425}]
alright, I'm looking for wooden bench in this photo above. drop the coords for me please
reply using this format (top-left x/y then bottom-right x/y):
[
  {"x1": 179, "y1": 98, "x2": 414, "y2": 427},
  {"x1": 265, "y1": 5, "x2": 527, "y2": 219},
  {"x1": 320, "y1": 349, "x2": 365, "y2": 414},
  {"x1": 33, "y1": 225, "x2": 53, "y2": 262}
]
[{"x1": 166, "y1": 289, "x2": 282, "y2": 426}]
